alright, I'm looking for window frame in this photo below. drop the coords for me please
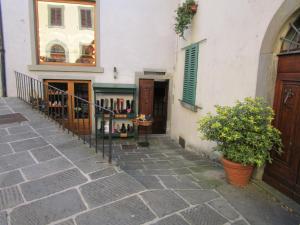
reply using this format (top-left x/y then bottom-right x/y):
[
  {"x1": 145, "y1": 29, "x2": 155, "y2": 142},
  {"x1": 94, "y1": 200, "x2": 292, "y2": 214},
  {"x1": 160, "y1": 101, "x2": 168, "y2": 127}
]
[
  {"x1": 34, "y1": 0, "x2": 97, "y2": 67},
  {"x1": 181, "y1": 43, "x2": 199, "y2": 111},
  {"x1": 48, "y1": 5, "x2": 65, "y2": 28},
  {"x1": 79, "y1": 6, "x2": 94, "y2": 30}
]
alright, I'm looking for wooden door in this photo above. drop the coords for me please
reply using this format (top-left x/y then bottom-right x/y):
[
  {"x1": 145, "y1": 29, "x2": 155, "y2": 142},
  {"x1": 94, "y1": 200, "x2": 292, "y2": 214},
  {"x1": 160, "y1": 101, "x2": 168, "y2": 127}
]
[
  {"x1": 69, "y1": 81, "x2": 92, "y2": 135},
  {"x1": 263, "y1": 54, "x2": 300, "y2": 203},
  {"x1": 44, "y1": 80, "x2": 92, "y2": 135},
  {"x1": 139, "y1": 79, "x2": 154, "y2": 133}
]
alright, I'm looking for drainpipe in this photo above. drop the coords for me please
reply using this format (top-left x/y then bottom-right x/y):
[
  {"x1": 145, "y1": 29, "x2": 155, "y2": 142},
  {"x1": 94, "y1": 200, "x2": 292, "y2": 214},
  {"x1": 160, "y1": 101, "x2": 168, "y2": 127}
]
[{"x1": 0, "y1": 1, "x2": 7, "y2": 97}]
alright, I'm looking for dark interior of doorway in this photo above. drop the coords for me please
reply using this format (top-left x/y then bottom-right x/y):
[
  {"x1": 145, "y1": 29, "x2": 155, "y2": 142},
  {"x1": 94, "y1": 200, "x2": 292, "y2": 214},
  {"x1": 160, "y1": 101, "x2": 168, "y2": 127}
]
[{"x1": 152, "y1": 80, "x2": 168, "y2": 134}]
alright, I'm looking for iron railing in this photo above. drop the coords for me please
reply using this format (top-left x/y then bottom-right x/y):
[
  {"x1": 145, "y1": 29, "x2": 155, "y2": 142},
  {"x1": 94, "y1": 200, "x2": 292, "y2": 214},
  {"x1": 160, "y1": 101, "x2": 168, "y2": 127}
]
[{"x1": 15, "y1": 71, "x2": 114, "y2": 163}]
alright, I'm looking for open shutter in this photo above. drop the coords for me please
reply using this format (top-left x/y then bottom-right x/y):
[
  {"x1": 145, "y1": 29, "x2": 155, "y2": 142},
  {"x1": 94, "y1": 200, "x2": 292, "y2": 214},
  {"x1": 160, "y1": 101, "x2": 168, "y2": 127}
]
[{"x1": 182, "y1": 43, "x2": 199, "y2": 105}]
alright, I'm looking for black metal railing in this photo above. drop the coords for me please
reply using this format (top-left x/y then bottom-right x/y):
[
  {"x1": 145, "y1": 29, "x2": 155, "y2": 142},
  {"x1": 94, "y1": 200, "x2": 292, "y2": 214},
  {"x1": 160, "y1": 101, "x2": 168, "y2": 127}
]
[{"x1": 15, "y1": 71, "x2": 114, "y2": 163}]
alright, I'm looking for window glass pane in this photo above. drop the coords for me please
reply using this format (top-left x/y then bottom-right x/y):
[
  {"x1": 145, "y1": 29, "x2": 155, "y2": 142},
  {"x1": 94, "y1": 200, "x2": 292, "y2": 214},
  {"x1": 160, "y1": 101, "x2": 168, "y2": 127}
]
[
  {"x1": 37, "y1": 0, "x2": 96, "y2": 65},
  {"x1": 281, "y1": 17, "x2": 300, "y2": 53}
]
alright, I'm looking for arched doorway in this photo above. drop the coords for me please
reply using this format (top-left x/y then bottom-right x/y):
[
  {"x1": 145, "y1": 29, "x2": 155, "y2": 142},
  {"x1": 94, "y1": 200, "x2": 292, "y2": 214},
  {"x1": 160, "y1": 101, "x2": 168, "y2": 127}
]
[{"x1": 263, "y1": 15, "x2": 300, "y2": 203}]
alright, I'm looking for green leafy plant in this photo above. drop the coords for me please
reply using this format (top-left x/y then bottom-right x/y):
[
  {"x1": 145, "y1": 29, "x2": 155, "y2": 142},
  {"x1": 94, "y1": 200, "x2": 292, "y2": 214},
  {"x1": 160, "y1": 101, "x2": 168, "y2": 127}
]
[
  {"x1": 198, "y1": 97, "x2": 282, "y2": 167},
  {"x1": 175, "y1": 0, "x2": 198, "y2": 38}
]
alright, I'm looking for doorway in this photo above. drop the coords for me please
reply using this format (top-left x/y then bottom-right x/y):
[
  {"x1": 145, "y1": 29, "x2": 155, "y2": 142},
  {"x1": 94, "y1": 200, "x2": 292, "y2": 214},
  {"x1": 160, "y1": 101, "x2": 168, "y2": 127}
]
[
  {"x1": 139, "y1": 79, "x2": 169, "y2": 134},
  {"x1": 263, "y1": 54, "x2": 300, "y2": 203},
  {"x1": 44, "y1": 80, "x2": 92, "y2": 135}
]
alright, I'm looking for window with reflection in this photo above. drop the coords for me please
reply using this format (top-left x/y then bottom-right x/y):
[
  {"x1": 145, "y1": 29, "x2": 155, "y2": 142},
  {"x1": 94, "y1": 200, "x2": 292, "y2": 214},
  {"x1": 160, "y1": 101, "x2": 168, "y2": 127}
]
[{"x1": 36, "y1": 0, "x2": 96, "y2": 66}]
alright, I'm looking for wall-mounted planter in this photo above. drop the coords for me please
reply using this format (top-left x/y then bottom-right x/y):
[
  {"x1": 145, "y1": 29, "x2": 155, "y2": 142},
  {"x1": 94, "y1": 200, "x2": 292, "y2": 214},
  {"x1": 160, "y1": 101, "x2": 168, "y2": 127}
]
[
  {"x1": 174, "y1": 0, "x2": 198, "y2": 38},
  {"x1": 190, "y1": 4, "x2": 198, "y2": 14}
]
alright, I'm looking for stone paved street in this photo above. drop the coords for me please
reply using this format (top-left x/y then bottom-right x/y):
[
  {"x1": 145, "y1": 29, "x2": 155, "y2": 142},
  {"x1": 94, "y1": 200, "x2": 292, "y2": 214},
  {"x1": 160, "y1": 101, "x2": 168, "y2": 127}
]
[{"x1": 0, "y1": 97, "x2": 299, "y2": 225}]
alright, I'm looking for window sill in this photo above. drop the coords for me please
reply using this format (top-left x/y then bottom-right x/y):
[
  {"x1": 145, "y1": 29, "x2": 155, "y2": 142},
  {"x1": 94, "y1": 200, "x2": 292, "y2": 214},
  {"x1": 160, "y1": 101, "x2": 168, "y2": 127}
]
[
  {"x1": 179, "y1": 99, "x2": 201, "y2": 112},
  {"x1": 28, "y1": 65, "x2": 104, "y2": 73}
]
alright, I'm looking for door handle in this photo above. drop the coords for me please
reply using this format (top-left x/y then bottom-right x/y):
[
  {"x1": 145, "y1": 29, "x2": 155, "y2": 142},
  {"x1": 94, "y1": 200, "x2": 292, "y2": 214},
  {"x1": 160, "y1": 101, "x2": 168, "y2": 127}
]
[{"x1": 284, "y1": 89, "x2": 294, "y2": 105}]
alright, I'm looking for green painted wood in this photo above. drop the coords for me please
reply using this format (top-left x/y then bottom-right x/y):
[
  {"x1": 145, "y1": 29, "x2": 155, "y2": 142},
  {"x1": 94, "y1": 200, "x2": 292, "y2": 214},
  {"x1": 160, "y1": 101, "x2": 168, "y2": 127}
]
[
  {"x1": 93, "y1": 83, "x2": 136, "y2": 94},
  {"x1": 182, "y1": 43, "x2": 199, "y2": 106}
]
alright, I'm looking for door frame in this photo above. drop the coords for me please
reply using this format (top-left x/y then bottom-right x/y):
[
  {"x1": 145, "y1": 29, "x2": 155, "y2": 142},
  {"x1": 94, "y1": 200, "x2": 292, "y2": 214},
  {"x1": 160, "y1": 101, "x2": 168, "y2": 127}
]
[{"x1": 135, "y1": 71, "x2": 173, "y2": 135}]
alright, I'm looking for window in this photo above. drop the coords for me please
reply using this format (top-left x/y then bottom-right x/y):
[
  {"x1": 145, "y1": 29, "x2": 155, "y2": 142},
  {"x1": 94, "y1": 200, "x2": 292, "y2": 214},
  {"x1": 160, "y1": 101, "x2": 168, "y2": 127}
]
[
  {"x1": 36, "y1": 0, "x2": 96, "y2": 66},
  {"x1": 80, "y1": 8, "x2": 93, "y2": 29},
  {"x1": 50, "y1": 44, "x2": 66, "y2": 62},
  {"x1": 182, "y1": 43, "x2": 199, "y2": 106},
  {"x1": 49, "y1": 6, "x2": 63, "y2": 27},
  {"x1": 281, "y1": 16, "x2": 300, "y2": 54}
]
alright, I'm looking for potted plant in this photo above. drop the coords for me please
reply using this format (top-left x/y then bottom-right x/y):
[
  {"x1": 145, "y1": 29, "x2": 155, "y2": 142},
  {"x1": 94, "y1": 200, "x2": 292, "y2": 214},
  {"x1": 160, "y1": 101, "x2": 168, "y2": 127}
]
[
  {"x1": 175, "y1": 0, "x2": 198, "y2": 38},
  {"x1": 198, "y1": 97, "x2": 282, "y2": 187}
]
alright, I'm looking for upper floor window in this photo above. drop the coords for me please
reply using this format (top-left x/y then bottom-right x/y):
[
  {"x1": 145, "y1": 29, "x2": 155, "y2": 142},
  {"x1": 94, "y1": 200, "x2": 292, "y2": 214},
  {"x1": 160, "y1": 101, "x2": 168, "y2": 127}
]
[
  {"x1": 49, "y1": 6, "x2": 64, "y2": 27},
  {"x1": 80, "y1": 8, "x2": 93, "y2": 29},
  {"x1": 182, "y1": 43, "x2": 199, "y2": 107},
  {"x1": 35, "y1": 0, "x2": 96, "y2": 66}
]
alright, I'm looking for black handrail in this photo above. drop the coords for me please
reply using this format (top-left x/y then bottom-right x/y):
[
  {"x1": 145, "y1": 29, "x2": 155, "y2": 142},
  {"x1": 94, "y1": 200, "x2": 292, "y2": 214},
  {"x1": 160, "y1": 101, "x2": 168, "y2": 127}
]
[{"x1": 15, "y1": 71, "x2": 114, "y2": 163}]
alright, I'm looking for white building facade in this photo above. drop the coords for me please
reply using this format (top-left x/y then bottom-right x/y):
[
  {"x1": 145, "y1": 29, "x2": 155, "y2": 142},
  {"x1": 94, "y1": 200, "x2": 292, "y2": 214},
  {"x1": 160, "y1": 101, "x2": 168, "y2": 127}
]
[{"x1": 1, "y1": 0, "x2": 300, "y2": 202}]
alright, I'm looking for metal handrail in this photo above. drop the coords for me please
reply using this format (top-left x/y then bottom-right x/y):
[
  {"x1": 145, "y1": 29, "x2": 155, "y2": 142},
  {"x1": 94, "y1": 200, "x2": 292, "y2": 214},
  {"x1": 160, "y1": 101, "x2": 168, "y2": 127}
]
[{"x1": 15, "y1": 71, "x2": 114, "y2": 163}]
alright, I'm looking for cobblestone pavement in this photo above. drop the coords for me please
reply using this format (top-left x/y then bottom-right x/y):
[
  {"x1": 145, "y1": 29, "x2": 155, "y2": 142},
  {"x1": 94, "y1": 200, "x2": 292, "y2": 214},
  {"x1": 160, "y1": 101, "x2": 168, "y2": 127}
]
[{"x1": 0, "y1": 97, "x2": 298, "y2": 225}]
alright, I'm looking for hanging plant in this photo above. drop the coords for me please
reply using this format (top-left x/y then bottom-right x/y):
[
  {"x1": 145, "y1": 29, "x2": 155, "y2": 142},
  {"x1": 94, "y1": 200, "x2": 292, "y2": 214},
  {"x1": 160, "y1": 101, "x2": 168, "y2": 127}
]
[{"x1": 175, "y1": 0, "x2": 198, "y2": 38}]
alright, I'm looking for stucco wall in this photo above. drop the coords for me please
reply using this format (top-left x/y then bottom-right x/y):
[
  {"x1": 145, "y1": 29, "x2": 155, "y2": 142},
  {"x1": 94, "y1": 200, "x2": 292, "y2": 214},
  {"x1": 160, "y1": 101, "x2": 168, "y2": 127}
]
[
  {"x1": 170, "y1": 0, "x2": 286, "y2": 155},
  {"x1": 1, "y1": 0, "x2": 179, "y2": 96}
]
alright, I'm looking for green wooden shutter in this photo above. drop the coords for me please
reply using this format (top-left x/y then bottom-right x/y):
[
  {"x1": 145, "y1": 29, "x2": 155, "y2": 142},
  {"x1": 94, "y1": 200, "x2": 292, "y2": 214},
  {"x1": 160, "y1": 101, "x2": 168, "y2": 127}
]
[{"x1": 182, "y1": 43, "x2": 199, "y2": 106}]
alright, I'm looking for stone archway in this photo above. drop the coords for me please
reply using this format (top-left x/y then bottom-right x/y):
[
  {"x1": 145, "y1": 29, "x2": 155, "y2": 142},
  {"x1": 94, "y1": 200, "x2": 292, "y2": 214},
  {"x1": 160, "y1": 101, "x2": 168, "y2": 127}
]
[{"x1": 256, "y1": 0, "x2": 300, "y2": 103}]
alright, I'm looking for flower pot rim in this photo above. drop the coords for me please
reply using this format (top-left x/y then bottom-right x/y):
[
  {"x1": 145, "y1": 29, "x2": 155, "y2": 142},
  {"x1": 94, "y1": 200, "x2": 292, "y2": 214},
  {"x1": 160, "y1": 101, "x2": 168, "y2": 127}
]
[{"x1": 222, "y1": 157, "x2": 254, "y2": 168}]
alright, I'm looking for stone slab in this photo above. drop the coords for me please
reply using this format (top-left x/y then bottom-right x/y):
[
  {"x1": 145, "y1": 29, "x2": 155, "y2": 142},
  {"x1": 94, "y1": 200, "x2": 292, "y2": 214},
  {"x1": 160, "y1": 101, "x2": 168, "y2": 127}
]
[
  {"x1": 0, "y1": 143, "x2": 13, "y2": 157},
  {"x1": 80, "y1": 173, "x2": 145, "y2": 208},
  {"x1": 208, "y1": 198, "x2": 240, "y2": 220},
  {"x1": 0, "y1": 211, "x2": 8, "y2": 225},
  {"x1": 151, "y1": 214, "x2": 190, "y2": 225},
  {"x1": 22, "y1": 157, "x2": 73, "y2": 180},
  {"x1": 7, "y1": 125, "x2": 34, "y2": 135},
  {"x1": 35, "y1": 126, "x2": 61, "y2": 137},
  {"x1": 89, "y1": 167, "x2": 117, "y2": 180},
  {"x1": 76, "y1": 196, "x2": 155, "y2": 225},
  {"x1": 0, "y1": 152, "x2": 35, "y2": 173},
  {"x1": 10, "y1": 189, "x2": 86, "y2": 225},
  {"x1": 181, "y1": 204, "x2": 228, "y2": 225},
  {"x1": 176, "y1": 190, "x2": 220, "y2": 205},
  {"x1": 142, "y1": 169, "x2": 176, "y2": 176},
  {"x1": 132, "y1": 175, "x2": 164, "y2": 189},
  {"x1": 231, "y1": 220, "x2": 248, "y2": 225},
  {"x1": 0, "y1": 170, "x2": 24, "y2": 188},
  {"x1": 159, "y1": 175, "x2": 201, "y2": 189},
  {"x1": 141, "y1": 190, "x2": 189, "y2": 218},
  {"x1": 74, "y1": 155, "x2": 109, "y2": 173},
  {"x1": 0, "y1": 129, "x2": 8, "y2": 137},
  {"x1": 30, "y1": 145, "x2": 61, "y2": 162},
  {"x1": 21, "y1": 168, "x2": 87, "y2": 201},
  {"x1": 59, "y1": 146, "x2": 96, "y2": 162},
  {"x1": 54, "y1": 219, "x2": 75, "y2": 225},
  {"x1": 10, "y1": 137, "x2": 48, "y2": 152},
  {"x1": 0, "y1": 132, "x2": 38, "y2": 144},
  {"x1": 0, "y1": 186, "x2": 24, "y2": 210}
]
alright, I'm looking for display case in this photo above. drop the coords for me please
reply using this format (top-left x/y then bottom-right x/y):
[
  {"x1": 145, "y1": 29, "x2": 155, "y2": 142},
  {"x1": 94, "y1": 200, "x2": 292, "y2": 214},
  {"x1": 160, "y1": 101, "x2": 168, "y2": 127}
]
[{"x1": 93, "y1": 83, "x2": 137, "y2": 138}]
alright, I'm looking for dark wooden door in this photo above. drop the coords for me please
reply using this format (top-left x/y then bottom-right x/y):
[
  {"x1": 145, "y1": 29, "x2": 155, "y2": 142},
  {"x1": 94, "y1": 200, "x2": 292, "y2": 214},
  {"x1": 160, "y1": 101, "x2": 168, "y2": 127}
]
[
  {"x1": 139, "y1": 79, "x2": 154, "y2": 133},
  {"x1": 152, "y1": 81, "x2": 168, "y2": 134},
  {"x1": 263, "y1": 54, "x2": 300, "y2": 203}
]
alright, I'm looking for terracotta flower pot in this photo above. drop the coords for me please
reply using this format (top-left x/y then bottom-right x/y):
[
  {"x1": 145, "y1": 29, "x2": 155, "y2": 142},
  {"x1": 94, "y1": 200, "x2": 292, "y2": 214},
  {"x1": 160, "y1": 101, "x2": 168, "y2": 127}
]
[
  {"x1": 190, "y1": 4, "x2": 198, "y2": 13},
  {"x1": 221, "y1": 157, "x2": 254, "y2": 187}
]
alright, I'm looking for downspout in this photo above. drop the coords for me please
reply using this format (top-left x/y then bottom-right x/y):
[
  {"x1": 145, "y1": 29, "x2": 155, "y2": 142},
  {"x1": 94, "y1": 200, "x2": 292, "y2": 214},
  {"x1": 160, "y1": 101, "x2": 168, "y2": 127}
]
[{"x1": 0, "y1": 1, "x2": 7, "y2": 97}]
